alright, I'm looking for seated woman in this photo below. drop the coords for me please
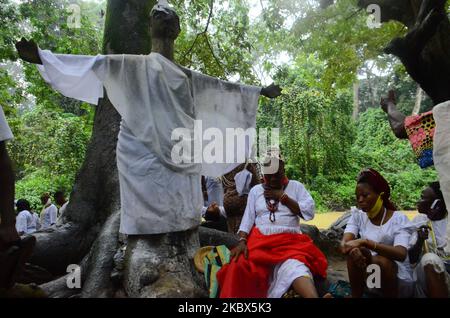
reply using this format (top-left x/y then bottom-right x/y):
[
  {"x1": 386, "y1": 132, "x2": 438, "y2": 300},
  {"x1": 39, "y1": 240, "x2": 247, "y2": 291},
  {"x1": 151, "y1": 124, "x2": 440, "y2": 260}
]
[
  {"x1": 408, "y1": 182, "x2": 450, "y2": 298},
  {"x1": 216, "y1": 151, "x2": 327, "y2": 298},
  {"x1": 341, "y1": 168, "x2": 414, "y2": 298}
]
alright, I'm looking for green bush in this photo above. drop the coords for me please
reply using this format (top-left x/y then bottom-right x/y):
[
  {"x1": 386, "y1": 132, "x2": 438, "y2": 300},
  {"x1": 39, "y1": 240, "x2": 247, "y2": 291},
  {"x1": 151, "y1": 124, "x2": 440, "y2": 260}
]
[{"x1": 15, "y1": 169, "x2": 72, "y2": 211}]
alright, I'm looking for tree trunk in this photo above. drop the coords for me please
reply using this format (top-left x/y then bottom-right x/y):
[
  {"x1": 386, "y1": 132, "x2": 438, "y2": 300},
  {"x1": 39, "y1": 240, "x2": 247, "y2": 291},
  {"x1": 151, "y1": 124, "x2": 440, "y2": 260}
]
[
  {"x1": 412, "y1": 84, "x2": 423, "y2": 115},
  {"x1": 352, "y1": 82, "x2": 360, "y2": 119}
]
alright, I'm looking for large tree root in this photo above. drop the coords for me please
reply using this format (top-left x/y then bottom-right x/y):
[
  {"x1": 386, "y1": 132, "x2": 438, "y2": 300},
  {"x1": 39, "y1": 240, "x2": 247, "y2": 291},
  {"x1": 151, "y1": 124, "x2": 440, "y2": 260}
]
[
  {"x1": 37, "y1": 211, "x2": 120, "y2": 298},
  {"x1": 123, "y1": 228, "x2": 207, "y2": 298},
  {"x1": 81, "y1": 211, "x2": 121, "y2": 297}
]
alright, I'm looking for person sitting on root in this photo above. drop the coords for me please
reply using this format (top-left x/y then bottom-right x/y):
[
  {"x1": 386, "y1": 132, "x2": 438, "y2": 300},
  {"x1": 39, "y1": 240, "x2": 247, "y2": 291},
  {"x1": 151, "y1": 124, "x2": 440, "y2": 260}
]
[
  {"x1": 341, "y1": 168, "x2": 414, "y2": 298},
  {"x1": 54, "y1": 190, "x2": 68, "y2": 222},
  {"x1": 15, "y1": 199, "x2": 35, "y2": 236},
  {"x1": 39, "y1": 193, "x2": 57, "y2": 230},
  {"x1": 216, "y1": 149, "x2": 327, "y2": 298},
  {"x1": 408, "y1": 182, "x2": 450, "y2": 298}
]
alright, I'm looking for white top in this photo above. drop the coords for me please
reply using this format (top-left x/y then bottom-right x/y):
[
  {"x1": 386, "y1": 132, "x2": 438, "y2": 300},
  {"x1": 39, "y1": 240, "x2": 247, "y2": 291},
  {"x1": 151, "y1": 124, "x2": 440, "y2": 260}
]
[
  {"x1": 36, "y1": 49, "x2": 261, "y2": 235},
  {"x1": 407, "y1": 214, "x2": 448, "y2": 254},
  {"x1": 0, "y1": 106, "x2": 13, "y2": 142},
  {"x1": 433, "y1": 101, "x2": 450, "y2": 255},
  {"x1": 238, "y1": 180, "x2": 317, "y2": 298},
  {"x1": 59, "y1": 201, "x2": 69, "y2": 218},
  {"x1": 15, "y1": 210, "x2": 34, "y2": 234},
  {"x1": 345, "y1": 207, "x2": 413, "y2": 282},
  {"x1": 239, "y1": 181, "x2": 315, "y2": 235},
  {"x1": 31, "y1": 212, "x2": 41, "y2": 232},
  {"x1": 40, "y1": 204, "x2": 58, "y2": 229}
]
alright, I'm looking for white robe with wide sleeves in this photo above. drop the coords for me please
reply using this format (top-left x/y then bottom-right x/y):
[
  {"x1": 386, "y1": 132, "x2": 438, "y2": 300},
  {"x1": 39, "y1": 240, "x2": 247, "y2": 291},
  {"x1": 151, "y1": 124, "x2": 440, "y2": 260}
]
[{"x1": 37, "y1": 49, "x2": 260, "y2": 235}]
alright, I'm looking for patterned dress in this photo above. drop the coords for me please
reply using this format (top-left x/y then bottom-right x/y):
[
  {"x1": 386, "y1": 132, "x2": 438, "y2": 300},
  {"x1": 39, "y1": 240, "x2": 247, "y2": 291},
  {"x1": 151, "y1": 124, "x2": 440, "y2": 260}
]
[{"x1": 404, "y1": 111, "x2": 435, "y2": 169}]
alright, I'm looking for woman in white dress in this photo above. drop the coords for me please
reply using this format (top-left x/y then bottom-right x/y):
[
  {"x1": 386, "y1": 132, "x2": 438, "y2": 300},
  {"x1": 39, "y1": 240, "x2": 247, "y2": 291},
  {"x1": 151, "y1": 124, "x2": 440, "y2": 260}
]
[
  {"x1": 217, "y1": 152, "x2": 327, "y2": 298},
  {"x1": 408, "y1": 182, "x2": 450, "y2": 298},
  {"x1": 341, "y1": 168, "x2": 413, "y2": 298},
  {"x1": 15, "y1": 199, "x2": 34, "y2": 235}
]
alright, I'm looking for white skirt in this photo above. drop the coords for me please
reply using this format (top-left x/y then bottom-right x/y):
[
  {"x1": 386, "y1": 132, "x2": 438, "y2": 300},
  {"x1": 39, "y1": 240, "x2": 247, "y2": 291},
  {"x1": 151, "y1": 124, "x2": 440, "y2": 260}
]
[{"x1": 267, "y1": 259, "x2": 313, "y2": 298}]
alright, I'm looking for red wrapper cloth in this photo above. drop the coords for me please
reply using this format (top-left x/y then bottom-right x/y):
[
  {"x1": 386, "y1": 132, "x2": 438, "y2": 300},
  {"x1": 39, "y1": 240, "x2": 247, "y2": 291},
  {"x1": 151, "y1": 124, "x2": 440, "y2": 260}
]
[{"x1": 217, "y1": 227, "x2": 328, "y2": 298}]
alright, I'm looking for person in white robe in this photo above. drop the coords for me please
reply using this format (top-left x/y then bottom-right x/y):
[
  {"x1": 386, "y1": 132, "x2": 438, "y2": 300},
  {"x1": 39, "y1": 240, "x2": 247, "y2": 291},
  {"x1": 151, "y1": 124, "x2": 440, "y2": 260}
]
[
  {"x1": 30, "y1": 210, "x2": 41, "y2": 232},
  {"x1": 341, "y1": 168, "x2": 414, "y2": 298},
  {"x1": 15, "y1": 199, "x2": 34, "y2": 235},
  {"x1": 54, "y1": 190, "x2": 68, "y2": 224},
  {"x1": 237, "y1": 172, "x2": 318, "y2": 298},
  {"x1": 15, "y1": 1, "x2": 281, "y2": 236},
  {"x1": 221, "y1": 151, "x2": 327, "y2": 298},
  {"x1": 39, "y1": 194, "x2": 58, "y2": 230},
  {"x1": 407, "y1": 182, "x2": 450, "y2": 298}
]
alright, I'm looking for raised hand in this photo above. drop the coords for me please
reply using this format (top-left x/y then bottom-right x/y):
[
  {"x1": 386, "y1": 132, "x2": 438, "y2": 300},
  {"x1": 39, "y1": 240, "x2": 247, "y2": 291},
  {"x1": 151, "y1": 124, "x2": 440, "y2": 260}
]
[
  {"x1": 417, "y1": 225, "x2": 430, "y2": 242},
  {"x1": 380, "y1": 89, "x2": 396, "y2": 113},
  {"x1": 264, "y1": 189, "x2": 284, "y2": 200},
  {"x1": 15, "y1": 38, "x2": 42, "y2": 65},
  {"x1": 261, "y1": 83, "x2": 282, "y2": 99}
]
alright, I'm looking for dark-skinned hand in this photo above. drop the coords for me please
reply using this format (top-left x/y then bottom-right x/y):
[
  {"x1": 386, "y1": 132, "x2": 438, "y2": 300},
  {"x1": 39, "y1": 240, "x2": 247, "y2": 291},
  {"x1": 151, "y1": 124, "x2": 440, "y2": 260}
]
[
  {"x1": 15, "y1": 38, "x2": 42, "y2": 65},
  {"x1": 380, "y1": 89, "x2": 396, "y2": 113},
  {"x1": 231, "y1": 241, "x2": 248, "y2": 262},
  {"x1": 261, "y1": 83, "x2": 282, "y2": 99}
]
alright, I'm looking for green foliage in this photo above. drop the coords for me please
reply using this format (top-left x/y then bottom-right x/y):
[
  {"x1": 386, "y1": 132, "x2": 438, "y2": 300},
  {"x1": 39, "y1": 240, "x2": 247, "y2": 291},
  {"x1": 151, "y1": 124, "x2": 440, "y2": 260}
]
[
  {"x1": 20, "y1": 0, "x2": 104, "y2": 115},
  {"x1": 281, "y1": 89, "x2": 354, "y2": 184},
  {"x1": 15, "y1": 170, "x2": 72, "y2": 210},
  {"x1": 2, "y1": 0, "x2": 102, "y2": 203},
  {"x1": 350, "y1": 108, "x2": 437, "y2": 210},
  {"x1": 9, "y1": 105, "x2": 91, "y2": 182},
  {"x1": 174, "y1": 0, "x2": 257, "y2": 82},
  {"x1": 0, "y1": 0, "x2": 21, "y2": 61},
  {"x1": 0, "y1": 0, "x2": 24, "y2": 121}
]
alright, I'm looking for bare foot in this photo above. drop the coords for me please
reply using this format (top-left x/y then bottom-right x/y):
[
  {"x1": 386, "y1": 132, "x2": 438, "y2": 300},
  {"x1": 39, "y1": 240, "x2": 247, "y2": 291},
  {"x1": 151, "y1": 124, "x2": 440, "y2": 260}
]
[{"x1": 323, "y1": 293, "x2": 334, "y2": 298}]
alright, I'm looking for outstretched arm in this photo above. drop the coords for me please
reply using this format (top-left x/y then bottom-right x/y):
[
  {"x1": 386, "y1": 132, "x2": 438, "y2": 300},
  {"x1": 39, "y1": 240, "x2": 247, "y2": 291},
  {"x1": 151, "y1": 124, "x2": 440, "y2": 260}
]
[
  {"x1": 261, "y1": 83, "x2": 282, "y2": 99},
  {"x1": 15, "y1": 38, "x2": 42, "y2": 65},
  {"x1": 16, "y1": 38, "x2": 105, "y2": 105},
  {"x1": 380, "y1": 90, "x2": 408, "y2": 139}
]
